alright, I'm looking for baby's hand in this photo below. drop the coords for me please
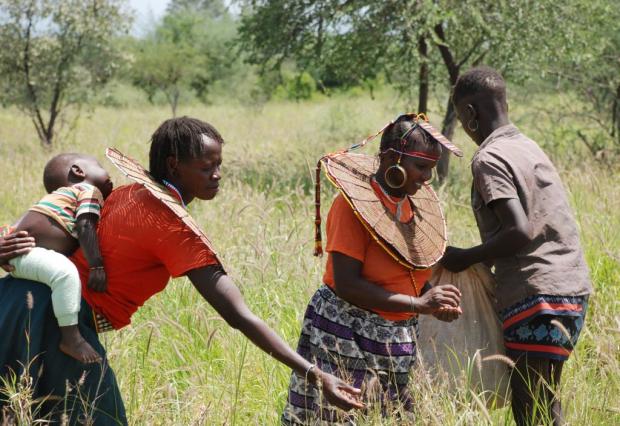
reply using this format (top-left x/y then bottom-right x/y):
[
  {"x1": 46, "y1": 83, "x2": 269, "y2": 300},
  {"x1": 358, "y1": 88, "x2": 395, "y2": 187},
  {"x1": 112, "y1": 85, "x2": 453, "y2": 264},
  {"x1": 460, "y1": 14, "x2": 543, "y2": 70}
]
[{"x1": 88, "y1": 267, "x2": 107, "y2": 292}]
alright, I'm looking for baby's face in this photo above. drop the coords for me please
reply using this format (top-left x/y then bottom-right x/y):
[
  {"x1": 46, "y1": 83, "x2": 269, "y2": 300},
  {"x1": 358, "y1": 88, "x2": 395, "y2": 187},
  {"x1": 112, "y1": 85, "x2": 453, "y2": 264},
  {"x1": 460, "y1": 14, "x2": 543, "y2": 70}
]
[{"x1": 79, "y1": 157, "x2": 113, "y2": 198}]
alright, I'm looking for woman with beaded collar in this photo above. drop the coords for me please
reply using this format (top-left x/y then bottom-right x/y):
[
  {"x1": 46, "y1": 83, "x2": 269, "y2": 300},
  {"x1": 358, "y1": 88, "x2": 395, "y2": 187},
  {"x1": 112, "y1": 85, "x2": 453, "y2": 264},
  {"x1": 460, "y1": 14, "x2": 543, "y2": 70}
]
[{"x1": 282, "y1": 113, "x2": 464, "y2": 424}]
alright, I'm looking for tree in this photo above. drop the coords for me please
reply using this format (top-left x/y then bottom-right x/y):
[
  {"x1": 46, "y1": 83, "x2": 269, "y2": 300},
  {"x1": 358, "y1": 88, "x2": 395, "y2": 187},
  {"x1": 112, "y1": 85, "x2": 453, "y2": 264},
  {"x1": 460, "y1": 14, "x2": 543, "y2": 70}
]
[
  {"x1": 167, "y1": 0, "x2": 228, "y2": 18},
  {"x1": 0, "y1": 0, "x2": 130, "y2": 146},
  {"x1": 239, "y1": 0, "x2": 579, "y2": 179},
  {"x1": 548, "y1": 0, "x2": 620, "y2": 154},
  {"x1": 132, "y1": 31, "x2": 203, "y2": 116},
  {"x1": 131, "y1": 4, "x2": 236, "y2": 115}
]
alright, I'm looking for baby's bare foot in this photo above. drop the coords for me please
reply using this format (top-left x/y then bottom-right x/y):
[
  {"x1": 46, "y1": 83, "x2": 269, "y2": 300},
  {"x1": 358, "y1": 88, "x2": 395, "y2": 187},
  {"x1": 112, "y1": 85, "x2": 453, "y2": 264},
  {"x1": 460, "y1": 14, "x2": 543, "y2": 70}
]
[{"x1": 59, "y1": 326, "x2": 102, "y2": 364}]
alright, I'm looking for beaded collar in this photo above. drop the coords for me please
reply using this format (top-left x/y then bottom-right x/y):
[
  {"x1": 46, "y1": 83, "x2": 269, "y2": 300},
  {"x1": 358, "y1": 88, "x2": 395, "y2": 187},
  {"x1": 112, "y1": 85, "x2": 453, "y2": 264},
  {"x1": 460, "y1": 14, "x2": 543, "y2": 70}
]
[
  {"x1": 162, "y1": 179, "x2": 186, "y2": 209},
  {"x1": 370, "y1": 177, "x2": 414, "y2": 223}
]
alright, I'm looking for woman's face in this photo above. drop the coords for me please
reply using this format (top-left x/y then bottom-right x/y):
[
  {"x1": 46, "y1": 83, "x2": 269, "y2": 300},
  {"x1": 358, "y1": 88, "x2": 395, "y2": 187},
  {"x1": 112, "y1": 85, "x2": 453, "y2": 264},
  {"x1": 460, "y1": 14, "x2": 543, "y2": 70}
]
[
  {"x1": 174, "y1": 136, "x2": 222, "y2": 203},
  {"x1": 399, "y1": 153, "x2": 437, "y2": 196},
  {"x1": 382, "y1": 146, "x2": 438, "y2": 196}
]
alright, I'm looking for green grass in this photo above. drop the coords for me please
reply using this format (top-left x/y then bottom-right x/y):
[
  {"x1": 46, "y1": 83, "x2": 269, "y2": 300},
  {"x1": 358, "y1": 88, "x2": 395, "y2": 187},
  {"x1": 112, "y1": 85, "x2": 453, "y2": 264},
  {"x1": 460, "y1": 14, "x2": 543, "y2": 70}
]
[{"x1": 1, "y1": 91, "x2": 619, "y2": 424}]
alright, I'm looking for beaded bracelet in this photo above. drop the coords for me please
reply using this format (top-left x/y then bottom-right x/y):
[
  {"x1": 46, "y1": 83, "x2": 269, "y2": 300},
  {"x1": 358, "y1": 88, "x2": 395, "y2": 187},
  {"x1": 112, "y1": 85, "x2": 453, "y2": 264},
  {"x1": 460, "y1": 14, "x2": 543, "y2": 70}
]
[{"x1": 409, "y1": 295, "x2": 417, "y2": 313}]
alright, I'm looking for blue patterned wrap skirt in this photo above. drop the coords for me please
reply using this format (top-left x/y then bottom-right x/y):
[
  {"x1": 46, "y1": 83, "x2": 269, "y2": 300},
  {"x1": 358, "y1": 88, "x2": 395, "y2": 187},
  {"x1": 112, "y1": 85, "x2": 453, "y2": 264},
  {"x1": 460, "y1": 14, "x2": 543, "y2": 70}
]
[
  {"x1": 281, "y1": 285, "x2": 419, "y2": 425},
  {"x1": 0, "y1": 276, "x2": 126, "y2": 425}
]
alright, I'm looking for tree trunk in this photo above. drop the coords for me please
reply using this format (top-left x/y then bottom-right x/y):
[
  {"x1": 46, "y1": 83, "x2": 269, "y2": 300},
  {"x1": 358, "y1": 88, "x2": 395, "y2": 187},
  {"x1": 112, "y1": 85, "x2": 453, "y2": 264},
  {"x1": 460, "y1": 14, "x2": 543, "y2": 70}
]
[
  {"x1": 433, "y1": 23, "x2": 461, "y2": 182},
  {"x1": 437, "y1": 98, "x2": 458, "y2": 179},
  {"x1": 29, "y1": 108, "x2": 53, "y2": 146},
  {"x1": 170, "y1": 88, "x2": 179, "y2": 117},
  {"x1": 42, "y1": 127, "x2": 53, "y2": 146},
  {"x1": 367, "y1": 81, "x2": 375, "y2": 100},
  {"x1": 417, "y1": 36, "x2": 429, "y2": 113}
]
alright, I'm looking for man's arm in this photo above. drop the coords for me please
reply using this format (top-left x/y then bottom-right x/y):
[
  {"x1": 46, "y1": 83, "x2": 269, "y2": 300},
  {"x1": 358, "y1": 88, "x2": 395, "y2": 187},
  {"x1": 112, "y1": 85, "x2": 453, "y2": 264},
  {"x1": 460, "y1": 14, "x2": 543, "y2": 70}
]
[
  {"x1": 441, "y1": 198, "x2": 532, "y2": 272},
  {"x1": 187, "y1": 265, "x2": 364, "y2": 411}
]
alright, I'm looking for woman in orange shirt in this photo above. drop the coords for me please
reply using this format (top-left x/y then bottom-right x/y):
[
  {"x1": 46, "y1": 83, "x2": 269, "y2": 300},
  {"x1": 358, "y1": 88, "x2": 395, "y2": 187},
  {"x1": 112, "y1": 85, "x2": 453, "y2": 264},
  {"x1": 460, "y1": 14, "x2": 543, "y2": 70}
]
[
  {"x1": 282, "y1": 114, "x2": 463, "y2": 424},
  {"x1": 0, "y1": 117, "x2": 363, "y2": 425}
]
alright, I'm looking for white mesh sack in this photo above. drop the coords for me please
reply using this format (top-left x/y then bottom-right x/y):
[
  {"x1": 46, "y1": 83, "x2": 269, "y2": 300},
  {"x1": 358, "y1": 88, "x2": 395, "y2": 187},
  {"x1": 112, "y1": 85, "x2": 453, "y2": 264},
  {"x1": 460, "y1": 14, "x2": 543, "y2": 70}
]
[{"x1": 418, "y1": 263, "x2": 512, "y2": 407}]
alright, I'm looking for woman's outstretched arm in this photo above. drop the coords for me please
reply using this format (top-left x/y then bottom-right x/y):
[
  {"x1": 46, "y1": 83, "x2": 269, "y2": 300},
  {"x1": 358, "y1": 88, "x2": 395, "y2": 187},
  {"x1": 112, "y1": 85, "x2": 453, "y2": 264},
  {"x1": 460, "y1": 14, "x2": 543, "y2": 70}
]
[{"x1": 187, "y1": 265, "x2": 365, "y2": 411}]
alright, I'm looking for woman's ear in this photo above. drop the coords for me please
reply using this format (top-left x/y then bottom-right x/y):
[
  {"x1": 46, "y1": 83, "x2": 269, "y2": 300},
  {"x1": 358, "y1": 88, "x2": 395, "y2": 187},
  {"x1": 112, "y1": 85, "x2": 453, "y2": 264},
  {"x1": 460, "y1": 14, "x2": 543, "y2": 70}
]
[
  {"x1": 165, "y1": 156, "x2": 179, "y2": 178},
  {"x1": 378, "y1": 149, "x2": 398, "y2": 166}
]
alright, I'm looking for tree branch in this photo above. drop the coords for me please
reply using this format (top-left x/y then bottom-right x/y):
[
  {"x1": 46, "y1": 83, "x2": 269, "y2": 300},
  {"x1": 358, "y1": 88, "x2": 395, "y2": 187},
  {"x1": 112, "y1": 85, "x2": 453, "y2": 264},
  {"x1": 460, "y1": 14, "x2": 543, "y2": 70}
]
[
  {"x1": 456, "y1": 37, "x2": 485, "y2": 69},
  {"x1": 433, "y1": 22, "x2": 459, "y2": 84}
]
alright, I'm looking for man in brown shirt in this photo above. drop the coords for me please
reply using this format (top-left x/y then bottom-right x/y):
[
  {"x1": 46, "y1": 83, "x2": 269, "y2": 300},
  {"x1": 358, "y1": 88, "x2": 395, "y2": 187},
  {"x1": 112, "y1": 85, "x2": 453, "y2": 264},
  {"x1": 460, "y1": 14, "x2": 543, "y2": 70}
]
[
  {"x1": 470, "y1": 124, "x2": 591, "y2": 310},
  {"x1": 441, "y1": 66, "x2": 592, "y2": 426}
]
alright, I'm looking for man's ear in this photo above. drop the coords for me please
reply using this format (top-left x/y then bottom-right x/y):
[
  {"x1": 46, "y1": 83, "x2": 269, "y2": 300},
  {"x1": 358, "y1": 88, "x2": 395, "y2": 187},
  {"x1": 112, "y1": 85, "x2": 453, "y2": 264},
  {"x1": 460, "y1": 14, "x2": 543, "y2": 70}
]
[
  {"x1": 165, "y1": 156, "x2": 179, "y2": 178},
  {"x1": 466, "y1": 103, "x2": 477, "y2": 121},
  {"x1": 70, "y1": 164, "x2": 85, "y2": 180}
]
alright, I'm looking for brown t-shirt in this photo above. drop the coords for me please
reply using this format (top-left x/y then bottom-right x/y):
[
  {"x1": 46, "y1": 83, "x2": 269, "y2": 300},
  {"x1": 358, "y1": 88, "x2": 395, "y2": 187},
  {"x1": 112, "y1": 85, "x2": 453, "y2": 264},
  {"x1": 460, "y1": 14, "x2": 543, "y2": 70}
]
[{"x1": 471, "y1": 124, "x2": 592, "y2": 310}]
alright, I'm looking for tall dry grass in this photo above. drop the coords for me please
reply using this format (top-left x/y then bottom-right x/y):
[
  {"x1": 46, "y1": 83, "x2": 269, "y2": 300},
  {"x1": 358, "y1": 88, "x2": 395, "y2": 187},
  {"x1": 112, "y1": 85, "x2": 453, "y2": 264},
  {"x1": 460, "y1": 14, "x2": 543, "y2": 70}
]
[{"x1": 0, "y1": 91, "x2": 618, "y2": 424}]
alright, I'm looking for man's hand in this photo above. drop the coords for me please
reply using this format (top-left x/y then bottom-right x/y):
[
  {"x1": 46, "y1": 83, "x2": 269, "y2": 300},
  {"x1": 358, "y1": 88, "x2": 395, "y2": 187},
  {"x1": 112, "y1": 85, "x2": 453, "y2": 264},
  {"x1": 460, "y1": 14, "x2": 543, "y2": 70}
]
[
  {"x1": 0, "y1": 231, "x2": 35, "y2": 272},
  {"x1": 440, "y1": 246, "x2": 474, "y2": 273},
  {"x1": 87, "y1": 267, "x2": 107, "y2": 292}
]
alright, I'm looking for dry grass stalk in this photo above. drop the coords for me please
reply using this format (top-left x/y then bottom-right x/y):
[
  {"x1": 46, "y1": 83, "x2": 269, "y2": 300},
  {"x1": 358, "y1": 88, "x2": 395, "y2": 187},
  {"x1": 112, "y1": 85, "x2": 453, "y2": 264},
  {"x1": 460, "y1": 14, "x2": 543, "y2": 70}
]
[
  {"x1": 474, "y1": 349, "x2": 483, "y2": 373},
  {"x1": 25, "y1": 292, "x2": 33, "y2": 310},
  {"x1": 470, "y1": 389, "x2": 493, "y2": 424},
  {"x1": 550, "y1": 319, "x2": 573, "y2": 343},
  {"x1": 482, "y1": 354, "x2": 516, "y2": 369}
]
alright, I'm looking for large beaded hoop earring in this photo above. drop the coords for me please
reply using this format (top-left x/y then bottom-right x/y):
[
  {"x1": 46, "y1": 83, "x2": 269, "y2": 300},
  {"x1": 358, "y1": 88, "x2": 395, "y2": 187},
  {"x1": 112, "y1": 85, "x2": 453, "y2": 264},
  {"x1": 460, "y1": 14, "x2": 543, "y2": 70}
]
[
  {"x1": 426, "y1": 167, "x2": 437, "y2": 185},
  {"x1": 384, "y1": 161, "x2": 407, "y2": 189}
]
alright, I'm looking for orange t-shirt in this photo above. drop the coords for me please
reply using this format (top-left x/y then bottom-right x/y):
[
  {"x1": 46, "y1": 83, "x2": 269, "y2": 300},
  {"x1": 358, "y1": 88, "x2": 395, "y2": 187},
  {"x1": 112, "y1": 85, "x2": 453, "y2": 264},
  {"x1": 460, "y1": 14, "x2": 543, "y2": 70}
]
[
  {"x1": 323, "y1": 194, "x2": 431, "y2": 321},
  {"x1": 71, "y1": 184, "x2": 219, "y2": 329}
]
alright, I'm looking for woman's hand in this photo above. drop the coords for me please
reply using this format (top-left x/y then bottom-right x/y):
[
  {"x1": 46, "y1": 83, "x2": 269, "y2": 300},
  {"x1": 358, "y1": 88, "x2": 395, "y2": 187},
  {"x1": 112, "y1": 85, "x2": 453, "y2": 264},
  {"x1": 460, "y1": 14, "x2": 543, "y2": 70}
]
[
  {"x1": 413, "y1": 284, "x2": 461, "y2": 314},
  {"x1": 312, "y1": 369, "x2": 365, "y2": 411},
  {"x1": 432, "y1": 306, "x2": 462, "y2": 322},
  {"x1": 440, "y1": 246, "x2": 474, "y2": 273},
  {"x1": 0, "y1": 231, "x2": 35, "y2": 272}
]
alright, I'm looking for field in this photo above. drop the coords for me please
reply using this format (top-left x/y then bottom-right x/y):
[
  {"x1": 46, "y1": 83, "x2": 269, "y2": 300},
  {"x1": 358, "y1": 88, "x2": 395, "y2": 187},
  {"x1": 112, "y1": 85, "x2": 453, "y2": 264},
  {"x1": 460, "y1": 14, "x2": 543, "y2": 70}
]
[{"x1": 1, "y1": 90, "x2": 619, "y2": 425}]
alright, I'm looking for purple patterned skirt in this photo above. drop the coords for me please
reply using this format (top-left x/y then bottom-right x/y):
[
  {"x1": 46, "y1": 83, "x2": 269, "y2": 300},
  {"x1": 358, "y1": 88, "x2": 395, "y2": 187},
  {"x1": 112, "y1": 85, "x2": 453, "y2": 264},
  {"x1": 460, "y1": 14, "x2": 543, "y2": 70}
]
[{"x1": 281, "y1": 285, "x2": 418, "y2": 424}]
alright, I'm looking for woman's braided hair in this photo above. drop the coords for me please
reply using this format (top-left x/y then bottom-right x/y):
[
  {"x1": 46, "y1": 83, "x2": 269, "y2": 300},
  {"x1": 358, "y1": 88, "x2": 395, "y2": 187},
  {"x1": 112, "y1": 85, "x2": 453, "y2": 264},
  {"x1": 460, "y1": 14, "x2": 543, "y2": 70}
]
[{"x1": 149, "y1": 116, "x2": 224, "y2": 182}]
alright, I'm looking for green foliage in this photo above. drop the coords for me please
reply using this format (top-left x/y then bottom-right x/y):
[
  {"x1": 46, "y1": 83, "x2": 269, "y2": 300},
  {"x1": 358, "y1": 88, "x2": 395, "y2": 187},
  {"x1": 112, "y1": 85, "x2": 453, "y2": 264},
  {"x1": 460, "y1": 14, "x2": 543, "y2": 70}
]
[
  {"x1": 544, "y1": 0, "x2": 620, "y2": 153},
  {"x1": 238, "y1": 0, "x2": 600, "y2": 182},
  {"x1": 272, "y1": 70, "x2": 317, "y2": 101},
  {"x1": 239, "y1": 0, "x2": 568, "y2": 101},
  {"x1": 0, "y1": 0, "x2": 130, "y2": 145},
  {"x1": 131, "y1": 13, "x2": 208, "y2": 116},
  {"x1": 238, "y1": 0, "x2": 619, "y2": 178},
  {"x1": 130, "y1": 3, "x2": 241, "y2": 115},
  {"x1": 167, "y1": 0, "x2": 227, "y2": 18}
]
